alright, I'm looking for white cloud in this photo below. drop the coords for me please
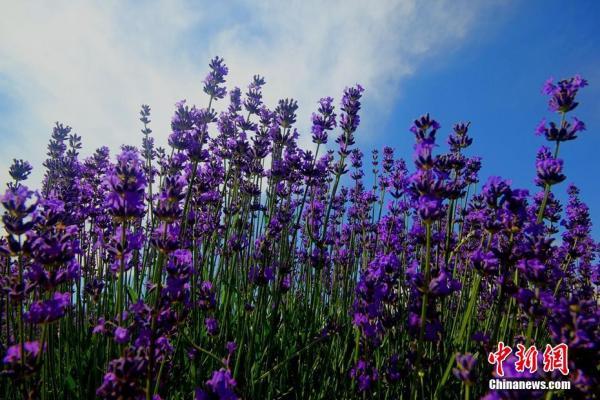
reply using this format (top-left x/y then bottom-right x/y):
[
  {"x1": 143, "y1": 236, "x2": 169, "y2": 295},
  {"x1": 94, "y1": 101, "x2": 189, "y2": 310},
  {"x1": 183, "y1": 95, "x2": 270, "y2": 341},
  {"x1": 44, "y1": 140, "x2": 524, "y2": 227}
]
[{"x1": 0, "y1": 0, "x2": 491, "y2": 187}]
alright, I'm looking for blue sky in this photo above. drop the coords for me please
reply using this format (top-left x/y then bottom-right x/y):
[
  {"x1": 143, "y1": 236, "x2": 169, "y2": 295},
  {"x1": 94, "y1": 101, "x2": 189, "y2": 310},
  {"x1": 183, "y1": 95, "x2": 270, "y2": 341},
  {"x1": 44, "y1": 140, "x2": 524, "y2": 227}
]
[
  {"x1": 383, "y1": 1, "x2": 600, "y2": 238},
  {"x1": 0, "y1": 0, "x2": 598, "y2": 237}
]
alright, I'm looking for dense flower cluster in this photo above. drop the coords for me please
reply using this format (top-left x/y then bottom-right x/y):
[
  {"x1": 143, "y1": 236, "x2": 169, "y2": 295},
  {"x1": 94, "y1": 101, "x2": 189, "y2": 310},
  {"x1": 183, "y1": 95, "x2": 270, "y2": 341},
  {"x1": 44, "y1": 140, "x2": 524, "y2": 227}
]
[{"x1": 0, "y1": 58, "x2": 597, "y2": 400}]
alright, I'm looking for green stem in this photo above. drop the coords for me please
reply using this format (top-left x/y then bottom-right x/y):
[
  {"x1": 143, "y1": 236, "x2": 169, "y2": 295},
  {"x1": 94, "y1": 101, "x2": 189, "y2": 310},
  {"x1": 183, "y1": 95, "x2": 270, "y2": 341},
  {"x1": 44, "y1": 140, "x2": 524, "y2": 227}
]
[
  {"x1": 536, "y1": 113, "x2": 564, "y2": 224},
  {"x1": 116, "y1": 222, "x2": 127, "y2": 326},
  {"x1": 416, "y1": 222, "x2": 432, "y2": 366},
  {"x1": 455, "y1": 274, "x2": 482, "y2": 345}
]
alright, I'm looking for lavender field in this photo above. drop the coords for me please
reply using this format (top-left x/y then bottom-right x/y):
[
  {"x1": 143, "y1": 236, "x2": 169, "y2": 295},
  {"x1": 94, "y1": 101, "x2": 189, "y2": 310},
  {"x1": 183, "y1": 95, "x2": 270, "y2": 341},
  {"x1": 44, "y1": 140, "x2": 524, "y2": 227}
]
[{"x1": 0, "y1": 57, "x2": 598, "y2": 399}]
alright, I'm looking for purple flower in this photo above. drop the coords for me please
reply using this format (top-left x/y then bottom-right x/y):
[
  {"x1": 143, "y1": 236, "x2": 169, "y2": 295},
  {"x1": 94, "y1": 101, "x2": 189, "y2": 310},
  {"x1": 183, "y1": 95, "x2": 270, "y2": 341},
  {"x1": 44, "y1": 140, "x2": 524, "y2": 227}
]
[
  {"x1": 104, "y1": 149, "x2": 146, "y2": 222},
  {"x1": 205, "y1": 317, "x2": 219, "y2": 336},
  {"x1": 196, "y1": 368, "x2": 238, "y2": 400},
  {"x1": 154, "y1": 175, "x2": 185, "y2": 223},
  {"x1": 93, "y1": 318, "x2": 107, "y2": 334},
  {"x1": 228, "y1": 87, "x2": 242, "y2": 114},
  {"x1": 30, "y1": 220, "x2": 79, "y2": 266},
  {"x1": 279, "y1": 274, "x2": 291, "y2": 292},
  {"x1": 542, "y1": 75, "x2": 588, "y2": 113},
  {"x1": 350, "y1": 359, "x2": 379, "y2": 392},
  {"x1": 429, "y1": 268, "x2": 460, "y2": 297},
  {"x1": 410, "y1": 113, "x2": 440, "y2": 143},
  {"x1": 198, "y1": 281, "x2": 217, "y2": 311},
  {"x1": 248, "y1": 265, "x2": 274, "y2": 286},
  {"x1": 1, "y1": 185, "x2": 37, "y2": 237},
  {"x1": 536, "y1": 117, "x2": 586, "y2": 142},
  {"x1": 2, "y1": 341, "x2": 42, "y2": 377},
  {"x1": 452, "y1": 353, "x2": 477, "y2": 384},
  {"x1": 203, "y1": 56, "x2": 228, "y2": 100},
  {"x1": 481, "y1": 176, "x2": 511, "y2": 208},
  {"x1": 275, "y1": 98, "x2": 298, "y2": 128},
  {"x1": 417, "y1": 194, "x2": 444, "y2": 222},
  {"x1": 96, "y1": 351, "x2": 148, "y2": 399},
  {"x1": 24, "y1": 292, "x2": 71, "y2": 324},
  {"x1": 338, "y1": 85, "x2": 364, "y2": 154},
  {"x1": 243, "y1": 75, "x2": 265, "y2": 115},
  {"x1": 517, "y1": 258, "x2": 547, "y2": 282},
  {"x1": 535, "y1": 147, "x2": 565, "y2": 186},
  {"x1": 471, "y1": 249, "x2": 499, "y2": 275},
  {"x1": 385, "y1": 354, "x2": 403, "y2": 382},
  {"x1": 226, "y1": 342, "x2": 237, "y2": 356},
  {"x1": 3, "y1": 341, "x2": 41, "y2": 365},
  {"x1": 448, "y1": 122, "x2": 473, "y2": 152},
  {"x1": 414, "y1": 141, "x2": 435, "y2": 170},
  {"x1": 8, "y1": 159, "x2": 33, "y2": 186},
  {"x1": 114, "y1": 326, "x2": 129, "y2": 344},
  {"x1": 311, "y1": 97, "x2": 336, "y2": 144}
]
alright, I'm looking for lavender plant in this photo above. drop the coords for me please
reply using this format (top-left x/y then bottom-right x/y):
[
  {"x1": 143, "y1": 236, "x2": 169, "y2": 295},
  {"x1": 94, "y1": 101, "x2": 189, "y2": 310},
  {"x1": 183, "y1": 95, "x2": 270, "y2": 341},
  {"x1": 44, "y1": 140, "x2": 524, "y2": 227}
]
[{"x1": 0, "y1": 59, "x2": 597, "y2": 400}]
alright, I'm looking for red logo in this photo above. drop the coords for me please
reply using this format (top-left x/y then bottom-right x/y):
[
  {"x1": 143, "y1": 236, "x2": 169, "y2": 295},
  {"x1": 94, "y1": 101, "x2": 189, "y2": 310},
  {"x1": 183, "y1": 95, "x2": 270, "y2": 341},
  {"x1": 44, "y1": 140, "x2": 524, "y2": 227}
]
[
  {"x1": 488, "y1": 343, "x2": 569, "y2": 377},
  {"x1": 543, "y1": 344, "x2": 569, "y2": 375},
  {"x1": 515, "y1": 344, "x2": 538, "y2": 373},
  {"x1": 487, "y1": 342, "x2": 512, "y2": 377}
]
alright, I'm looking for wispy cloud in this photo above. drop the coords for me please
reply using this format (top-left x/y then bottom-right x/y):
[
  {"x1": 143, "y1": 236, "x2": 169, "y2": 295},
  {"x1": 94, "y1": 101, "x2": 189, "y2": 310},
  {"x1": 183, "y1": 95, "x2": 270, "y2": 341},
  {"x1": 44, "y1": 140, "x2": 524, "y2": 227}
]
[{"x1": 0, "y1": 0, "x2": 494, "y2": 186}]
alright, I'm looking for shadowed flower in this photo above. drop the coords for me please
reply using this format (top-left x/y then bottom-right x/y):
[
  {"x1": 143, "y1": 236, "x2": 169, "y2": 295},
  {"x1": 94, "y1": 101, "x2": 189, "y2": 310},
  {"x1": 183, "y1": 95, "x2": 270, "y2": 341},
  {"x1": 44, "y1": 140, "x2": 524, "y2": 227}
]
[
  {"x1": 2, "y1": 341, "x2": 41, "y2": 377},
  {"x1": 195, "y1": 368, "x2": 238, "y2": 400},
  {"x1": 8, "y1": 159, "x2": 33, "y2": 187},
  {"x1": 114, "y1": 326, "x2": 130, "y2": 344},
  {"x1": 350, "y1": 359, "x2": 379, "y2": 392},
  {"x1": 536, "y1": 117, "x2": 585, "y2": 142},
  {"x1": 24, "y1": 292, "x2": 71, "y2": 324},
  {"x1": 275, "y1": 98, "x2": 298, "y2": 128},
  {"x1": 453, "y1": 353, "x2": 477, "y2": 384},
  {"x1": 205, "y1": 317, "x2": 219, "y2": 336}
]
